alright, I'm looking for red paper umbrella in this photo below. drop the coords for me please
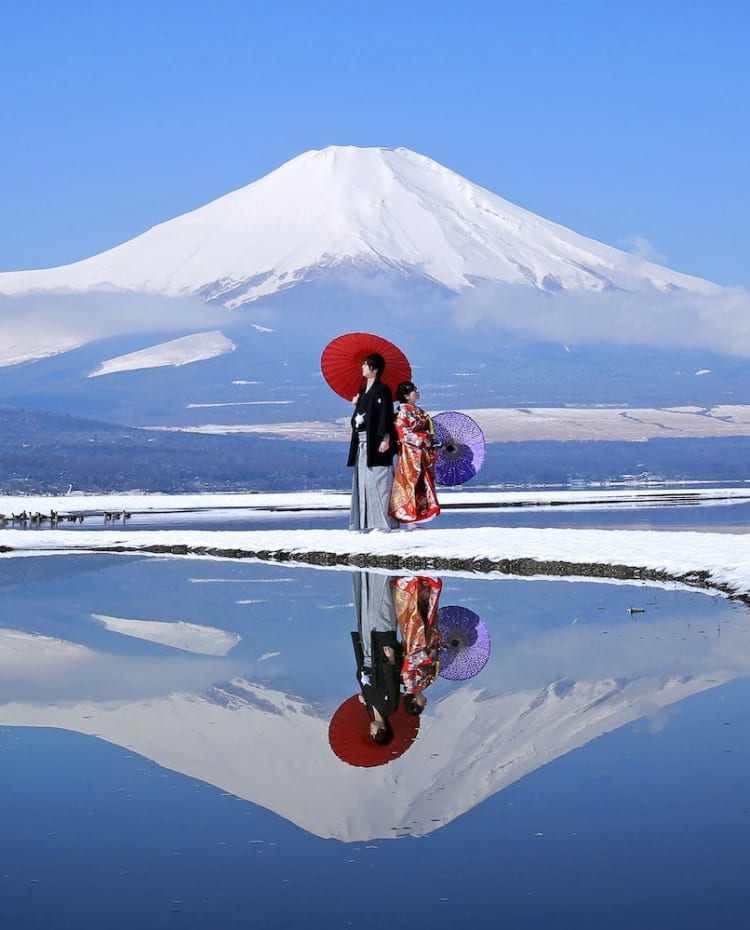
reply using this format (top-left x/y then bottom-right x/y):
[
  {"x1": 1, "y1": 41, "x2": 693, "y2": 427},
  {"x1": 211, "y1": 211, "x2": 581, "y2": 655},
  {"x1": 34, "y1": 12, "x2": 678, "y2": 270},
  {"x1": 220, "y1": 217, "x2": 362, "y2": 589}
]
[
  {"x1": 321, "y1": 332, "x2": 412, "y2": 400},
  {"x1": 328, "y1": 694, "x2": 420, "y2": 768}
]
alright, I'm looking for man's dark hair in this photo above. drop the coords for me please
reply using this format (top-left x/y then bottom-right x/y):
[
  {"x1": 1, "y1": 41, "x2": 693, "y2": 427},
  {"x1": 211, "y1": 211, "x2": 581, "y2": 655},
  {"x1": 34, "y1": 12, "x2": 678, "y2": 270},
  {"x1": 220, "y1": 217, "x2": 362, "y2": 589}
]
[
  {"x1": 364, "y1": 352, "x2": 385, "y2": 379},
  {"x1": 372, "y1": 720, "x2": 394, "y2": 744}
]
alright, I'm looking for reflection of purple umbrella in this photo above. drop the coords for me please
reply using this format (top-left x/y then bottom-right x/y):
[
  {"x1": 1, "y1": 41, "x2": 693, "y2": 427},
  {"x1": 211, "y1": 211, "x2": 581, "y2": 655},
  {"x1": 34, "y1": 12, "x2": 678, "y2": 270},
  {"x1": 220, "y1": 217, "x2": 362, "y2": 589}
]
[
  {"x1": 437, "y1": 605, "x2": 491, "y2": 681},
  {"x1": 432, "y1": 411, "x2": 486, "y2": 486}
]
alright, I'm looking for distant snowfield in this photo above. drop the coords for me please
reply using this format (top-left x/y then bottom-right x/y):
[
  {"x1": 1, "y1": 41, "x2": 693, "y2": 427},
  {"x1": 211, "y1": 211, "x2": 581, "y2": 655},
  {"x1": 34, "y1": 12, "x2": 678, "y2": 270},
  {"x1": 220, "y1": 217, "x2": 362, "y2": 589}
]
[
  {"x1": 1, "y1": 487, "x2": 749, "y2": 601},
  {"x1": 145, "y1": 404, "x2": 750, "y2": 442},
  {"x1": 89, "y1": 330, "x2": 235, "y2": 377},
  {"x1": 461, "y1": 404, "x2": 750, "y2": 442}
]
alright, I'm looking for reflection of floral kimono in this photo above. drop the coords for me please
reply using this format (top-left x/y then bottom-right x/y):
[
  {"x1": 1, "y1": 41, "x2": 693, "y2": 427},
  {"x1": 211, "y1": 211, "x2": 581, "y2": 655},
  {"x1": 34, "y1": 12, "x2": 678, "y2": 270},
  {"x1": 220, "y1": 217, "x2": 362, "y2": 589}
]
[
  {"x1": 389, "y1": 403, "x2": 441, "y2": 525},
  {"x1": 391, "y1": 576, "x2": 443, "y2": 694}
]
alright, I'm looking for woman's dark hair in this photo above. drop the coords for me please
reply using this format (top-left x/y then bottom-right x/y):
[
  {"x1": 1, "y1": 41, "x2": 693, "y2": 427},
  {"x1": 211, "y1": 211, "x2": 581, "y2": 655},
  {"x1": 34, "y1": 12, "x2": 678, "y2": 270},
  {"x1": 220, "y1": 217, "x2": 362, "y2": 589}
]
[
  {"x1": 364, "y1": 352, "x2": 386, "y2": 379},
  {"x1": 403, "y1": 694, "x2": 424, "y2": 716},
  {"x1": 396, "y1": 381, "x2": 417, "y2": 403},
  {"x1": 372, "y1": 720, "x2": 394, "y2": 745}
]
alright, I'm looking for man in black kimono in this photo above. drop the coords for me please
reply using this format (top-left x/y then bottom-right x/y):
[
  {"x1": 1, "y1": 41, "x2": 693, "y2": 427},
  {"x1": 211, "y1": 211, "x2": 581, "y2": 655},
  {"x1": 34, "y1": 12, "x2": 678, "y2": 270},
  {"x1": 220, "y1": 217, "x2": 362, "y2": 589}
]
[
  {"x1": 347, "y1": 352, "x2": 398, "y2": 532},
  {"x1": 350, "y1": 570, "x2": 401, "y2": 743}
]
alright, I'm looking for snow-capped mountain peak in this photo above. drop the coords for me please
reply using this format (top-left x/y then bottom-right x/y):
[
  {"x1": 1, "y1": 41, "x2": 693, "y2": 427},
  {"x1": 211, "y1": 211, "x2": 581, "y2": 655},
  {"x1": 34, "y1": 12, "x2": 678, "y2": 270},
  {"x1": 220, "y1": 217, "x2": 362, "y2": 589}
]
[{"x1": 0, "y1": 145, "x2": 718, "y2": 307}]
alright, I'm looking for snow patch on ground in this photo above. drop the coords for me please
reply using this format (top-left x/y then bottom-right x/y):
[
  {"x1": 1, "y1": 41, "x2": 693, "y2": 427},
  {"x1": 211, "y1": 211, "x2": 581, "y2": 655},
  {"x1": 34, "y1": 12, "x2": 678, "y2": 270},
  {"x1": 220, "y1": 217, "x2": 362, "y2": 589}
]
[{"x1": 89, "y1": 330, "x2": 234, "y2": 377}]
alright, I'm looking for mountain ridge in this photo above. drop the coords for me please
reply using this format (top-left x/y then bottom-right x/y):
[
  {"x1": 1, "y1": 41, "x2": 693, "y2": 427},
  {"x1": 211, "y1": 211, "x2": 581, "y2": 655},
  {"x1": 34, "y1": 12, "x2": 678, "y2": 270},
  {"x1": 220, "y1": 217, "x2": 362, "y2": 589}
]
[
  {"x1": 0, "y1": 145, "x2": 718, "y2": 306},
  {"x1": 0, "y1": 145, "x2": 746, "y2": 431}
]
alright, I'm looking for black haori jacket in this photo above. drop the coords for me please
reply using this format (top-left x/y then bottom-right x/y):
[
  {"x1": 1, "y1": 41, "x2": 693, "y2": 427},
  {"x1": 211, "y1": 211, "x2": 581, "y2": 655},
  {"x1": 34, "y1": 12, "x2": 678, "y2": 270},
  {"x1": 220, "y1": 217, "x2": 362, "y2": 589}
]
[
  {"x1": 347, "y1": 380, "x2": 397, "y2": 468},
  {"x1": 351, "y1": 629, "x2": 402, "y2": 722}
]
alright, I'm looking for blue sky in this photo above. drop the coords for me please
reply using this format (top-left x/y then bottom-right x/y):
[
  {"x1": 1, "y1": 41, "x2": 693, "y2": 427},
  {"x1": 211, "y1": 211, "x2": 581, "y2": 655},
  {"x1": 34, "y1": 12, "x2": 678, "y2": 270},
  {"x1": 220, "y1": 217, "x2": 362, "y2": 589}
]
[{"x1": 2, "y1": 0, "x2": 748, "y2": 287}]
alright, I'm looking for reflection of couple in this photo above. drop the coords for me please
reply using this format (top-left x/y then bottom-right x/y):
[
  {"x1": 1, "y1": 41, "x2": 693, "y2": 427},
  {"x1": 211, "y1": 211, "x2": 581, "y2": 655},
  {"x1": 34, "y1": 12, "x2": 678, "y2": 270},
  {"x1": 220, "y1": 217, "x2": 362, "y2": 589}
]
[{"x1": 350, "y1": 571, "x2": 442, "y2": 746}]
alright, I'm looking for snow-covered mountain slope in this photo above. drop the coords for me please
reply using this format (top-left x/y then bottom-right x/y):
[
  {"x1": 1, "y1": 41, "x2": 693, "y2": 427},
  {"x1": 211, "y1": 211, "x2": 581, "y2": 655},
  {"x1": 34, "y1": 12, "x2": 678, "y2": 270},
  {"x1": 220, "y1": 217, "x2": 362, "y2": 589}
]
[
  {"x1": 0, "y1": 146, "x2": 719, "y2": 307},
  {"x1": 88, "y1": 330, "x2": 235, "y2": 377}
]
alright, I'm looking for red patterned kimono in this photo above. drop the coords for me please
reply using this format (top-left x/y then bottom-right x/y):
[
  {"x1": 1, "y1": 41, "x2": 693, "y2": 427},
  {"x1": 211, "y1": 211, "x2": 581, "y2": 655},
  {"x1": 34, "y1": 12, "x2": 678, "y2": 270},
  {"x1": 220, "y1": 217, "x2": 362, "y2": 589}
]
[
  {"x1": 389, "y1": 403, "x2": 441, "y2": 525},
  {"x1": 391, "y1": 576, "x2": 443, "y2": 694}
]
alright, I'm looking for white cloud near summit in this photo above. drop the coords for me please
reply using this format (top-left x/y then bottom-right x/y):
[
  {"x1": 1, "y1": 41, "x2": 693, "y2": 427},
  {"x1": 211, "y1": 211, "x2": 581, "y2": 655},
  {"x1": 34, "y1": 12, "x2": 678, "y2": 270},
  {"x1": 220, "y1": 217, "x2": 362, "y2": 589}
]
[
  {"x1": 0, "y1": 291, "x2": 233, "y2": 367},
  {"x1": 448, "y1": 282, "x2": 750, "y2": 358},
  {"x1": 2, "y1": 275, "x2": 748, "y2": 368}
]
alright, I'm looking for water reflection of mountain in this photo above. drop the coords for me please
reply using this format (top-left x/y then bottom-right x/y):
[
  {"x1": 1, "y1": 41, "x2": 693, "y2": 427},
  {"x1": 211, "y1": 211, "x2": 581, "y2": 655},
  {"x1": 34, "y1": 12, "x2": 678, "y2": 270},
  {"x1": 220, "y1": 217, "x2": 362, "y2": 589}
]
[{"x1": 3, "y1": 585, "x2": 749, "y2": 842}]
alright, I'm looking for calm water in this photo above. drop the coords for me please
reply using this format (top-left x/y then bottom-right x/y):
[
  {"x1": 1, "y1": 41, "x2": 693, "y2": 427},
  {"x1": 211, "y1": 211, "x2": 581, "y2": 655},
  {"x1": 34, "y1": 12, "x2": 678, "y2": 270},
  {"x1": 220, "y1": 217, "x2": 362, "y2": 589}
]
[
  {"x1": 1, "y1": 520, "x2": 749, "y2": 928},
  {"x1": 86, "y1": 494, "x2": 750, "y2": 534}
]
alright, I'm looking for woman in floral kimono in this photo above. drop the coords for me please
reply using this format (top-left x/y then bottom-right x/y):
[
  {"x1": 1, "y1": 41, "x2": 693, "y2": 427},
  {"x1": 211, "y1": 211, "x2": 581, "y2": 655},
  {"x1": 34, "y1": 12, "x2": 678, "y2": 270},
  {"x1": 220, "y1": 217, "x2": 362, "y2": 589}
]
[{"x1": 389, "y1": 382, "x2": 441, "y2": 527}]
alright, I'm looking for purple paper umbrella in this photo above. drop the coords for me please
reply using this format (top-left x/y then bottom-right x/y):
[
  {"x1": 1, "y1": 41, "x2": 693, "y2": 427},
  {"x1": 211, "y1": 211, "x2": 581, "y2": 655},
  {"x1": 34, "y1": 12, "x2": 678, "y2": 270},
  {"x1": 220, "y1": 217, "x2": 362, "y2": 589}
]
[
  {"x1": 432, "y1": 411, "x2": 486, "y2": 486},
  {"x1": 437, "y1": 605, "x2": 491, "y2": 681}
]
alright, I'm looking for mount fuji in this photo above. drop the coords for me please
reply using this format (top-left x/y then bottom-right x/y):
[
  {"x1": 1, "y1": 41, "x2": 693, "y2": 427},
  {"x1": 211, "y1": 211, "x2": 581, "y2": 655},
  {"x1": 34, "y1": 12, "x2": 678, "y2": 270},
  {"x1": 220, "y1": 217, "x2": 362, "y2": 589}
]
[
  {"x1": 0, "y1": 145, "x2": 719, "y2": 306},
  {"x1": 0, "y1": 146, "x2": 746, "y2": 438}
]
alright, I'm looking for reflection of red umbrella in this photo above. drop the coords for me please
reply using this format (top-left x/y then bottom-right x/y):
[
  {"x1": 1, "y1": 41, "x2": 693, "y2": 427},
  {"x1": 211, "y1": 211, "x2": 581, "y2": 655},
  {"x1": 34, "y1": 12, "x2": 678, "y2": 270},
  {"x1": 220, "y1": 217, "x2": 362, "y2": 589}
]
[
  {"x1": 328, "y1": 695, "x2": 420, "y2": 767},
  {"x1": 321, "y1": 332, "x2": 412, "y2": 399}
]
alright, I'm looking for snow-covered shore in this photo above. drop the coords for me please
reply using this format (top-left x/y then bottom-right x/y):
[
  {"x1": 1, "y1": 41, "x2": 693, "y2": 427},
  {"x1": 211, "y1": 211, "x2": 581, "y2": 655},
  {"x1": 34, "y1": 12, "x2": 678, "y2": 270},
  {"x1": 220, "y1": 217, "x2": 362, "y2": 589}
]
[{"x1": 1, "y1": 487, "x2": 749, "y2": 601}]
